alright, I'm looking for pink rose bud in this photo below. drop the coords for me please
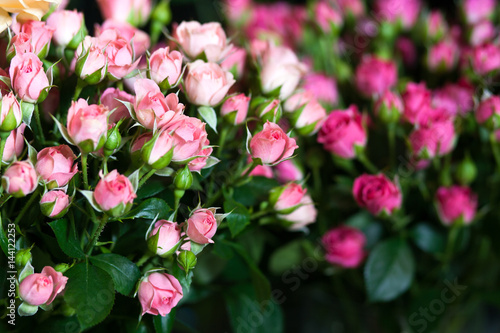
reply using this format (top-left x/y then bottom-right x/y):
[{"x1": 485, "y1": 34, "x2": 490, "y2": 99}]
[
  {"x1": 469, "y1": 20, "x2": 495, "y2": 46},
  {"x1": 134, "y1": 79, "x2": 185, "y2": 129},
  {"x1": 97, "y1": 0, "x2": 152, "y2": 26},
  {"x1": 462, "y1": 0, "x2": 495, "y2": 24},
  {"x1": 338, "y1": 0, "x2": 365, "y2": 17},
  {"x1": 322, "y1": 226, "x2": 366, "y2": 268},
  {"x1": 221, "y1": 46, "x2": 246, "y2": 78},
  {"x1": 148, "y1": 220, "x2": 182, "y2": 256},
  {"x1": 317, "y1": 105, "x2": 367, "y2": 159},
  {"x1": 35, "y1": 145, "x2": 78, "y2": 189},
  {"x1": 67, "y1": 99, "x2": 109, "y2": 153},
  {"x1": 409, "y1": 119, "x2": 456, "y2": 159},
  {"x1": 436, "y1": 185, "x2": 477, "y2": 225},
  {"x1": 188, "y1": 140, "x2": 213, "y2": 172},
  {"x1": 424, "y1": 10, "x2": 447, "y2": 41},
  {"x1": 374, "y1": 0, "x2": 421, "y2": 29},
  {"x1": 101, "y1": 88, "x2": 134, "y2": 124},
  {"x1": 185, "y1": 60, "x2": 235, "y2": 106},
  {"x1": 164, "y1": 115, "x2": 208, "y2": 162},
  {"x1": 141, "y1": 130, "x2": 174, "y2": 170},
  {"x1": 13, "y1": 21, "x2": 54, "y2": 59},
  {"x1": 75, "y1": 37, "x2": 107, "y2": 84},
  {"x1": 94, "y1": 170, "x2": 136, "y2": 217},
  {"x1": 353, "y1": 174, "x2": 402, "y2": 216},
  {"x1": 2, "y1": 161, "x2": 38, "y2": 197},
  {"x1": 302, "y1": 73, "x2": 338, "y2": 106},
  {"x1": 19, "y1": 266, "x2": 68, "y2": 306},
  {"x1": 476, "y1": 95, "x2": 500, "y2": 126},
  {"x1": 270, "y1": 183, "x2": 306, "y2": 213},
  {"x1": 223, "y1": 0, "x2": 251, "y2": 22},
  {"x1": 40, "y1": 190, "x2": 71, "y2": 218},
  {"x1": 256, "y1": 99, "x2": 281, "y2": 122},
  {"x1": 2, "y1": 123, "x2": 25, "y2": 163},
  {"x1": 355, "y1": 55, "x2": 397, "y2": 97},
  {"x1": 374, "y1": 90, "x2": 403, "y2": 123},
  {"x1": 96, "y1": 20, "x2": 150, "y2": 57},
  {"x1": 278, "y1": 194, "x2": 317, "y2": 230},
  {"x1": 174, "y1": 21, "x2": 230, "y2": 62},
  {"x1": 315, "y1": 1, "x2": 343, "y2": 33},
  {"x1": 0, "y1": 92, "x2": 22, "y2": 132},
  {"x1": 426, "y1": 40, "x2": 458, "y2": 72},
  {"x1": 284, "y1": 94, "x2": 326, "y2": 135},
  {"x1": 9, "y1": 52, "x2": 50, "y2": 103},
  {"x1": 186, "y1": 208, "x2": 218, "y2": 244},
  {"x1": 138, "y1": 272, "x2": 183, "y2": 316},
  {"x1": 249, "y1": 121, "x2": 298, "y2": 165},
  {"x1": 97, "y1": 29, "x2": 140, "y2": 79},
  {"x1": 149, "y1": 47, "x2": 183, "y2": 90},
  {"x1": 220, "y1": 93, "x2": 250, "y2": 125},
  {"x1": 274, "y1": 159, "x2": 303, "y2": 183},
  {"x1": 8, "y1": 33, "x2": 32, "y2": 58},
  {"x1": 47, "y1": 10, "x2": 86, "y2": 48},
  {"x1": 470, "y1": 43, "x2": 500, "y2": 76},
  {"x1": 402, "y1": 82, "x2": 432, "y2": 125}
]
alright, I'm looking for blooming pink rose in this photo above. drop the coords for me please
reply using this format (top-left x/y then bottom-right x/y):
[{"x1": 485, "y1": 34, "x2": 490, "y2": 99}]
[
  {"x1": 469, "y1": 20, "x2": 495, "y2": 46},
  {"x1": 148, "y1": 220, "x2": 182, "y2": 256},
  {"x1": 0, "y1": 92, "x2": 22, "y2": 132},
  {"x1": 436, "y1": 186, "x2": 477, "y2": 225},
  {"x1": 185, "y1": 60, "x2": 235, "y2": 106},
  {"x1": 317, "y1": 105, "x2": 366, "y2": 159},
  {"x1": 409, "y1": 120, "x2": 456, "y2": 159},
  {"x1": 273, "y1": 183, "x2": 306, "y2": 213},
  {"x1": 221, "y1": 46, "x2": 246, "y2": 78},
  {"x1": 188, "y1": 140, "x2": 213, "y2": 172},
  {"x1": 427, "y1": 40, "x2": 458, "y2": 72},
  {"x1": 278, "y1": 194, "x2": 317, "y2": 230},
  {"x1": 19, "y1": 266, "x2": 68, "y2": 306},
  {"x1": 97, "y1": 0, "x2": 152, "y2": 26},
  {"x1": 96, "y1": 20, "x2": 150, "y2": 57},
  {"x1": 2, "y1": 123, "x2": 25, "y2": 162},
  {"x1": 94, "y1": 170, "x2": 136, "y2": 216},
  {"x1": 67, "y1": 99, "x2": 109, "y2": 153},
  {"x1": 101, "y1": 88, "x2": 134, "y2": 124},
  {"x1": 40, "y1": 190, "x2": 70, "y2": 218},
  {"x1": 2, "y1": 161, "x2": 38, "y2": 197},
  {"x1": 10, "y1": 52, "x2": 50, "y2": 103},
  {"x1": 220, "y1": 93, "x2": 250, "y2": 125},
  {"x1": 315, "y1": 1, "x2": 343, "y2": 32},
  {"x1": 476, "y1": 96, "x2": 500, "y2": 124},
  {"x1": 165, "y1": 115, "x2": 208, "y2": 162},
  {"x1": 322, "y1": 226, "x2": 366, "y2": 268},
  {"x1": 374, "y1": 0, "x2": 422, "y2": 28},
  {"x1": 186, "y1": 208, "x2": 218, "y2": 244},
  {"x1": 36, "y1": 145, "x2": 78, "y2": 188},
  {"x1": 302, "y1": 73, "x2": 338, "y2": 106},
  {"x1": 402, "y1": 82, "x2": 432, "y2": 125},
  {"x1": 249, "y1": 121, "x2": 298, "y2": 165},
  {"x1": 97, "y1": 29, "x2": 140, "y2": 79},
  {"x1": 47, "y1": 10, "x2": 85, "y2": 47},
  {"x1": 352, "y1": 174, "x2": 402, "y2": 216},
  {"x1": 138, "y1": 272, "x2": 183, "y2": 316},
  {"x1": 149, "y1": 47, "x2": 183, "y2": 89},
  {"x1": 355, "y1": 55, "x2": 397, "y2": 97},
  {"x1": 470, "y1": 43, "x2": 500, "y2": 76},
  {"x1": 432, "y1": 79, "x2": 474, "y2": 117},
  {"x1": 75, "y1": 36, "x2": 107, "y2": 84},
  {"x1": 462, "y1": 0, "x2": 495, "y2": 24},
  {"x1": 274, "y1": 159, "x2": 303, "y2": 183}
]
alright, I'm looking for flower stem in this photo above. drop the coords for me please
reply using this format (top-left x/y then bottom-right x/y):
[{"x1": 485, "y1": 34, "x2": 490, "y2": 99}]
[
  {"x1": 0, "y1": 194, "x2": 11, "y2": 208},
  {"x1": 388, "y1": 122, "x2": 396, "y2": 169},
  {"x1": 357, "y1": 152, "x2": 378, "y2": 174},
  {"x1": 250, "y1": 209, "x2": 272, "y2": 220},
  {"x1": 81, "y1": 153, "x2": 89, "y2": 190},
  {"x1": 14, "y1": 188, "x2": 40, "y2": 225},
  {"x1": 0, "y1": 136, "x2": 7, "y2": 172},
  {"x1": 138, "y1": 169, "x2": 156, "y2": 189},
  {"x1": 34, "y1": 104, "x2": 46, "y2": 144},
  {"x1": 217, "y1": 127, "x2": 230, "y2": 158},
  {"x1": 242, "y1": 159, "x2": 260, "y2": 178},
  {"x1": 73, "y1": 79, "x2": 86, "y2": 100},
  {"x1": 85, "y1": 214, "x2": 109, "y2": 255}
]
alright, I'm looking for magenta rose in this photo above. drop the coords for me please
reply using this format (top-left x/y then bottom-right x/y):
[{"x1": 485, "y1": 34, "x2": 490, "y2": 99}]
[
  {"x1": 101, "y1": 88, "x2": 134, "y2": 124},
  {"x1": 67, "y1": 99, "x2": 109, "y2": 153},
  {"x1": 374, "y1": 0, "x2": 422, "y2": 28},
  {"x1": 93, "y1": 170, "x2": 136, "y2": 217},
  {"x1": 36, "y1": 145, "x2": 78, "y2": 188},
  {"x1": 476, "y1": 96, "x2": 500, "y2": 125},
  {"x1": 322, "y1": 226, "x2": 366, "y2": 268},
  {"x1": 355, "y1": 55, "x2": 397, "y2": 97},
  {"x1": 469, "y1": 20, "x2": 495, "y2": 46},
  {"x1": 470, "y1": 43, "x2": 500, "y2": 76},
  {"x1": 149, "y1": 47, "x2": 183, "y2": 89},
  {"x1": 2, "y1": 161, "x2": 38, "y2": 197},
  {"x1": 409, "y1": 119, "x2": 455, "y2": 159},
  {"x1": 185, "y1": 60, "x2": 235, "y2": 106},
  {"x1": 9, "y1": 52, "x2": 50, "y2": 103},
  {"x1": 435, "y1": 186, "x2": 477, "y2": 225},
  {"x1": 138, "y1": 272, "x2": 183, "y2": 316},
  {"x1": 315, "y1": 1, "x2": 343, "y2": 32},
  {"x1": 462, "y1": 0, "x2": 495, "y2": 24},
  {"x1": 249, "y1": 121, "x2": 298, "y2": 165},
  {"x1": 402, "y1": 82, "x2": 432, "y2": 125},
  {"x1": 374, "y1": 90, "x2": 403, "y2": 122},
  {"x1": 432, "y1": 79, "x2": 474, "y2": 117},
  {"x1": 352, "y1": 174, "x2": 402, "y2": 216},
  {"x1": 302, "y1": 73, "x2": 338, "y2": 106},
  {"x1": 220, "y1": 93, "x2": 250, "y2": 125},
  {"x1": 174, "y1": 21, "x2": 230, "y2": 62},
  {"x1": 148, "y1": 220, "x2": 182, "y2": 256},
  {"x1": 19, "y1": 266, "x2": 68, "y2": 306},
  {"x1": 165, "y1": 115, "x2": 208, "y2": 162},
  {"x1": 2, "y1": 123, "x2": 25, "y2": 163},
  {"x1": 278, "y1": 194, "x2": 317, "y2": 230},
  {"x1": 426, "y1": 40, "x2": 458, "y2": 72},
  {"x1": 40, "y1": 190, "x2": 71, "y2": 218},
  {"x1": 186, "y1": 208, "x2": 218, "y2": 244}
]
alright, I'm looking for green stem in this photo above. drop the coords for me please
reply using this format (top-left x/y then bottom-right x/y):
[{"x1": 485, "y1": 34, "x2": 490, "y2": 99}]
[
  {"x1": 85, "y1": 214, "x2": 109, "y2": 255},
  {"x1": 14, "y1": 187, "x2": 40, "y2": 225},
  {"x1": 0, "y1": 194, "x2": 11, "y2": 208},
  {"x1": 73, "y1": 79, "x2": 86, "y2": 100},
  {"x1": 34, "y1": 104, "x2": 46, "y2": 143},
  {"x1": 443, "y1": 223, "x2": 461, "y2": 270},
  {"x1": 388, "y1": 122, "x2": 396, "y2": 169},
  {"x1": 357, "y1": 152, "x2": 378, "y2": 174},
  {"x1": 173, "y1": 189, "x2": 185, "y2": 221},
  {"x1": 139, "y1": 169, "x2": 156, "y2": 189},
  {"x1": 136, "y1": 254, "x2": 151, "y2": 267},
  {"x1": 81, "y1": 153, "x2": 89, "y2": 190},
  {"x1": 217, "y1": 127, "x2": 229, "y2": 158},
  {"x1": 250, "y1": 209, "x2": 272, "y2": 220},
  {"x1": 242, "y1": 159, "x2": 260, "y2": 178},
  {"x1": 0, "y1": 137, "x2": 6, "y2": 172},
  {"x1": 102, "y1": 158, "x2": 108, "y2": 175}
]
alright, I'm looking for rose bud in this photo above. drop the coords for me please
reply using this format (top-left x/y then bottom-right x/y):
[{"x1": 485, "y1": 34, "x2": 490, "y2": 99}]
[
  {"x1": 19, "y1": 266, "x2": 68, "y2": 307},
  {"x1": 476, "y1": 95, "x2": 500, "y2": 128},
  {"x1": 422, "y1": 10, "x2": 447, "y2": 42},
  {"x1": 177, "y1": 250, "x2": 197, "y2": 272},
  {"x1": 432, "y1": 79, "x2": 474, "y2": 117},
  {"x1": 185, "y1": 60, "x2": 235, "y2": 106},
  {"x1": 188, "y1": 141, "x2": 213, "y2": 172},
  {"x1": 255, "y1": 99, "x2": 282, "y2": 123},
  {"x1": 456, "y1": 153, "x2": 477, "y2": 185},
  {"x1": 149, "y1": 47, "x2": 183, "y2": 90},
  {"x1": 165, "y1": 115, "x2": 208, "y2": 162},
  {"x1": 470, "y1": 43, "x2": 500, "y2": 76},
  {"x1": 94, "y1": 170, "x2": 137, "y2": 217},
  {"x1": 2, "y1": 123, "x2": 25, "y2": 163},
  {"x1": 174, "y1": 21, "x2": 230, "y2": 62},
  {"x1": 186, "y1": 208, "x2": 218, "y2": 244},
  {"x1": 35, "y1": 145, "x2": 78, "y2": 189},
  {"x1": 317, "y1": 105, "x2": 366, "y2": 159},
  {"x1": 374, "y1": 90, "x2": 403, "y2": 123},
  {"x1": 47, "y1": 10, "x2": 86, "y2": 48},
  {"x1": 98, "y1": 29, "x2": 140, "y2": 80},
  {"x1": 322, "y1": 226, "x2": 366, "y2": 268},
  {"x1": 374, "y1": 0, "x2": 421, "y2": 29},
  {"x1": 402, "y1": 82, "x2": 432, "y2": 125},
  {"x1": 435, "y1": 185, "x2": 477, "y2": 225},
  {"x1": 469, "y1": 20, "x2": 495, "y2": 46},
  {"x1": 141, "y1": 130, "x2": 174, "y2": 170},
  {"x1": 138, "y1": 273, "x2": 183, "y2": 316},
  {"x1": 97, "y1": 0, "x2": 152, "y2": 26},
  {"x1": 284, "y1": 94, "x2": 327, "y2": 136},
  {"x1": 2, "y1": 161, "x2": 38, "y2": 197},
  {"x1": 220, "y1": 93, "x2": 250, "y2": 125},
  {"x1": 355, "y1": 55, "x2": 397, "y2": 97},
  {"x1": 40, "y1": 190, "x2": 71, "y2": 219},
  {"x1": 274, "y1": 159, "x2": 303, "y2": 183},
  {"x1": 249, "y1": 121, "x2": 298, "y2": 165},
  {"x1": 15, "y1": 248, "x2": 32, "y2": 268},
  {"x1": 8, "y1": 33, "x2": 32, "y2": 59},
  {"x1": 96, "y1": 20, "x2": 150, "y2": 58},
  {"x1": 426, "y1": 40, "x2": 458, "y2": 72},
  {"x1": 134, "y1": 79, "x2": 185, "y2": 129},
  {"x1": 221, "y1": 46, "x2": 246, "y2": 78},
  {"x1": 13, "y1": 20, "x2": 54, "y2": 59},
  {"x1": 409, "y1": 120, "x2": 456, "y2": 159},
  {"x1": 0, "y1": 92, "x2": 22, "y2": 133},
  {"x1": 147, "y1": 220, "x2": 182, "y2": 257},
  {"x1": 75, "y1": 36, "x2": 107, "y2": 84},
  {"x1": 352, "y1": 174, "x2": 402, "y2": 216},
  {"x1": 9, "y1": 52, "x2": 50, "y2": 103},
  {"x1": 101, "y1": 88, "x2": 134, "y2": 124},
  {"x1": 461, "y1": 0, "x2": 494, "y2": 24},
  {"x1": 278, "y1": 194, "x2": 317, "y2": 230},
  {"x1": 270, "y1": 183, "x2": 306, "y2": 214},
  {"x1": 174, "y1": 165, "x2": 193, "y2": 190},
  {"x1": 315, "y1": 1, "x2": 343, "y2": 33},
  {"x1": 302, "y1": 73, "x2": 338, "y2": 106},
  {"x1": 67, "y1": 99, "x2": 109, "y2": 153}
]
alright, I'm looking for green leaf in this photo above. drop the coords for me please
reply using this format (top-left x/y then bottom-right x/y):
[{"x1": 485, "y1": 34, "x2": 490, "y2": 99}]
[
  {"x1": 268, "y1": 240, "x2": 304, "y2": 276},
  {"x1": 153, "y1": 308, "x2": 176, "y2": 333},
  {"x1": 364, "y1": 238, "x2": 415, "y2": 302},
  {"x1": 0, "y1": 215, "x2": 8, "y2": 257},
  {"x1": 90, "y1": 253, "x2": 141, "y2": 296},
  {"x1": 172, "y1": 262, "x2": 193, "y2": 293},
  {"x1": 123, "y1": 198, "x2": 171, "y2": 220},
  {"x1": 224, "y1": 200, "x2": 250, "y2": 238},
  {"x1": 64, "y1": 261, "x2": 115, "y2": 330},
  {"x1": 21, "y1": 102, "x2": 35, "y2": 128},
  {"x1": 233, "y1": 176, "x2": 279, "y2": 207},
  {"x1": 198, "y1": 106, "x2": 217, "y2": 133},
  {"x1": 49, "y1": 219, "x2": 85, "y2": 259},
  {"x1": 137, "y1": 182, "x2": 167, "y2": 199},
  {"x1": 410, "y1": 223, "x2": 446, "y2": 254}
]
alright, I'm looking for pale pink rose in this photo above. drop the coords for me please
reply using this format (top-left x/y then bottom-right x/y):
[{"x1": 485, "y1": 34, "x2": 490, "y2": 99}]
[
  {"x1": 315, "y1": 1, "x2": 343, "y2": 32},
  {"x1": 9, "y1": 33, "x2": 32, "y2": 56},
  {"x1": 67, "y1": 99, "x2": 109, "y2": 153},
  {"x1": 185, "y1": 60, "x2": 235, "y2": 106},
  {"x1": 476, "y1": 95, "x2": 500, "y2": 124},
  {"x1": 40, "y1": 190, "x2": 70, "y2": 218},
  {"x1": 427, "y1": 40, "x2": 458, "y2": 72},
  {"x1": 138, "y1": 273, "x2": 183, "y2": 316},
  {"x1": 355, "y1": 55, "x2": 397, "y2": 97},
  {"x1": 353, "y1": 174, "x2": 402, "y2": 216},
  {"x1": 278, "y1": 194, "x2": 317, "y2": 230},
  {"x1": 188, "y1": 140, "x2": 213, "y2": 172},
  {"x1": 302, "y1": 73, "x2": 338, "y2": 105},
  {"x1": 0, "y1": 92, "x2": 22, "y2": 132},
  {"x1": 274, "y1": 183, "x2": 306, "y2": 212},
  {"x1": 9, "y1": 52, "x2": 50, "y2": 103},
  {"x1": 402, "y1": 82, "x2": 432, "y2": 125},
  {"x1": 97, "y1": 29, "x2": 140, "y2": 79},
  {"x1": 148, "y1": 220, "x2": 182, "y2": 256},
  {"x1": 94, "y1": 170, "x2": 136, "y2": 216},
  {"x1": 149, "y1": 47, "x2": 183, "y2": 88},
  {"x1": 409, "y1": 120, "x2": 456, "y2": 158},
  {"x1": 96, "y1": 20, "x2": 150, "y2": 57},
  {"x1": 436, "y1": 186, "x2": 477, "y2": 225},
  {"x1": 164, "y1": 115, "x2": 208, "y2": 162},
  {"x1": 470, "y1": 43, "x2": 500, "y2": 75},
  {"x1": 141, "y1": 130, "x2": 174, "y2": 169},
  {"x1": 249, "y1": 121, "x2": 298, "y2": 165},
  {"x1": 19, "y1": 266, "x2": 68, "y2": 306},
  {"x1": 174, "y1": 21, "x2": 230, "y2": 62},
  {"x1": 317, "y1": 105, "x2": 366, "y2": 159},
  {"x1": 97, "y1": 0, "x2": 152, "y2": 26},
  {"x1": 469, "y1": 20, "x2": 495, "y2": 46},
  {"x1": 186, "y1": 208, "x2": 218, "y2": 244},
  {"x1": 274, "y1": 159, "x2": 303, "y2": 183},
  {"x1": 220, "y1": 93, "x2": 250, "y2": 125},
  {"x1": 2, "y1": 123, "x2": 25, "y2": 162},
  {"x1": 13, "y1": 20, "x2": 54, "y2": 58},
  {"x1": 36, "y1": 145, "x2": 78, "y2": 188},
  {"x1": 221, "y1": 46, "x2": 246, "y2": 78},
  {"x1": 134, "y1": 79, "x2": 185, "y2": 129},
  {"x1": 284, "y1": 91, "x2": 314, "y2": 113},
  {"x1": 47, "y1": 10, "x2": 84, "y2": 47},
  {"x1": 322, "y1": 226, "x2": 366, "y2": 268},
  {"x1": 75, "y1": 37, "x2": 107, "y2": 84},
  {"x1": 374, "y1": 0, "x2": 422, "y2": 28},
  {"x1": 2, "y1": 161, "x2": 38, "y2": 197},
  {"x1": 462, "y1": 0, "x2": 495, "y2": 24},
  {"x1": 101, "y1": 88, "x2": 134, "y2": 124}
]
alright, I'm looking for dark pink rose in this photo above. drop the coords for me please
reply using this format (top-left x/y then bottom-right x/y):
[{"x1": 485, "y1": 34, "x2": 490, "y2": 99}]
[
  {"x1": 355, "y1": 55, "x2": 397, "y2": 97},
  {"x1": 435, "y1": 186, "x2": 477, "y2": 225},
  {"x1": 352, "y1": 174, "x2": 402, "y2": 216},
  {"x1": 322, "y1": 226, "x2": 366, "y2": 268}
]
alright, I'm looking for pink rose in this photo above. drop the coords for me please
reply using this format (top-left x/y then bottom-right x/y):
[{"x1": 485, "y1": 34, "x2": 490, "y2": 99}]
[
  {"x1": 352, "y1": 174, "x2": 402, "y2": 216},
  {"x1": 278, "y1": 194, "x2": 317, "y2": 230},
  {"x1": 138, "y1": 272, "x2": 183, "y2": 316},
  {"x1": 97, "y1": 29, "x2": 140, "y2": 79},
  {"x1": 476, "y1": 95, "x2": 500, "y2": 124},
  {"x1": 317, "y1": 105, "x2": 366, "y2": 159},
  {"x1": 249, "y1": 121, "x2": 298, "y2": 165},
  {"x1": 36, "y1": 145, "x2": 78, "y2": 188},
  {"x1": 432, "y1": 79, "x2": 474, "y2": 117},
  {"x1": 101, "y1": 88, "x2": 134, "y2": 124},
  {"x1": 9, "y1": 33, "x2": 32, "y2": 57},
  {"x1": 355, "y1": 55, "x2": 397, "y2": 97},
  {"x1": 97, "y1": 0, "x2": 152, "y2": 26},
  {"x1": 402, "y1": 82, "x2": 432, "y2": 125},
  {"x1": 19, "y1": 266, "x2": 68, "y2": 306},
  {"x1": 185, "y1": 60, "x2": 235, "y2": 106},
  {"x1": 274, "y1": 159, "x2": 303, "y2": 183},
  {"x1": 462, "y1": 0, "x2": 495, "y2": 24},
  {"x1": 40, "y1": 190, "x2": 70, "y2": 218},
  {"x1": 315, "y1": 1, "x2": 343, "y2": 32},
  {"x1": 148, "y1": 220, "x2": 182, "y2": 256},
  {"x1": 302, "y1": 73, "x2": 338, "y2": 106},
  {"x1": 257, "y1": 99, "x2": 281, "y2": 121},
  {"x1": 188, "y1": 141, "x2": 213, "y2": 172},
  {"x1": 285, "y1": 94, "x2": 326, "y2": 135},
  {"x1": 46, "y1": 10, "x2": 85, "y2": 47},
  {"x1": 322, "y1": 226, "x2": 366, "y2": 268},
  {"x1": 436, "y1": 186, "x2": 477, "y2": 225},
  {"x1": 94, "y1": 170, "x2": 136, "y2": 216},
  {"x1": 13, "y1": 20, "x2": 54, "y2": 58},
  {"x1": 67, "y1": 99, "x2": 109, "y2": 153},
  {"x1": 0, "y1": 92, "x2": 22, "y2": 132},
  {"x1": 220, "y1": 93, "x2": 250, "y2": 125},
  {"x1": 338, "y1": 0, "x2": 365, "y2": 17},
  {"x1": 374, "y1": 90, "x2": 403, "y2": 122},
  {"x1": 2, "y1": 161, "x2": 38, "y2": 197},
  {"x1": 223, "y1": 0, "x2": 251, "y2": 22},
  {"x1": 186, "y1": 208, "x2": 218, "y2": 244},
  {"x1": 9, "y1": 52, "x2": 50, "y2": 103},
  {"x1": 165, "y1": 115, "x2": 208, "y2": 162},
  {"x1": 174, "y1": 21, "x2": 230, "y2": 62},
  {"x1": 425, "y1": 10, "x2": 447, "y2": 41},
  {"x1": 427, "y1": 40, "x2": 458, "y2": 72},
  {"x1": 2, "y1": 123, "x2": 25, "y2": 162},
  {"x1": 470, "y1": 43, "x2": 500, "y2": 76},
  {"x1": 469, "y1": 20, "x2": 495, "y2": 46},
  {"x1": 149, "y1": 47, "x2": 183, "y2": 89},
  {"x1": 245, "y1": 156, "x2": 273, "y2": 178},
  {"x1": 409, "y1": 120, "x2": 455, "y2": 159},
  {"x1": 75, "y1": 37, "x2": 107, "y2": 84},
  {"x1": 272, "y1": 183, "x2": 306, "y2": 213},
  {"x1": 96, "y1": 20, "x2": 150, "y2": 57},
  {"x1": 374, "y1": 0, "x2": 421, "y2": 28},
  {"x1": 140, "y1": 130, "x2": 175, "y2": 169},
  {"x1": 221, "y1": 46, "x2": 246, "y2": 78}
]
